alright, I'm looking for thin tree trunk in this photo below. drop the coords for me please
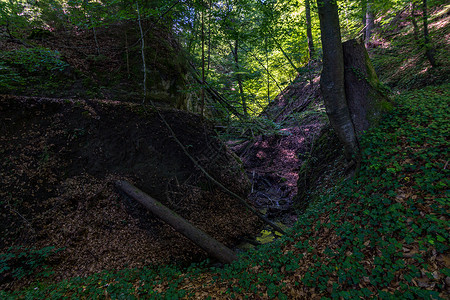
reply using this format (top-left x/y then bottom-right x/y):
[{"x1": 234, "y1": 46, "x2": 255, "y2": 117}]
[
  {"x1": 136, "y1": 1, "x2": 147, "y2": 103},
  {"x1": 206, "y1": 0, "x2": 212, "y2": 76},
  {"x1": 365, "y1": 1, "x2": 374, "y2": 45},
  {"x1": 83, "y1": 0, "x2": 100, "y2": 55},
  {"x1": 188, "y1": 13, "x2": 198, "y2": 54},
  {"x1": 239, "y1": 43, "x2": 283, "y2": 94},
  {"x1": 189, "y1": 61, "x2": 245, "y2": 119},
  {"x1": 266, "y1": 37, "x2": 270, "y2": 103},
  {"x1": 125, "y1": 30, "x2": 130, "y2": 77},
  {"x1": 116, "y1": 180, "x2": 238, "y2": 264},
  {"x1": 92, "y1": 26, "x2": 100, "y2": 55},
  {"x1": 232, "y1": 39, "x2": 248, "y2": 118},
  {"x1": 201, "y1": 9, "x2": 205, "y2": 117},
  {"x1": 271, "y1": 33, "x2": 298, "y2": 72},
  {"x1": 362, "y1": 0, "x2": 367, "y2": 39},
  {"x1": 422, "y1": 0, "x2": 437, "y2": 67},
  {"x1": 317, "y1": 0, "x2": 359, "y2": 161},
  {"x1": 411, "y1": 1, "x2": 419, "y2": 41},
  {"x1": 305, "y1": 0, "x2": 315, "y2": 60}
]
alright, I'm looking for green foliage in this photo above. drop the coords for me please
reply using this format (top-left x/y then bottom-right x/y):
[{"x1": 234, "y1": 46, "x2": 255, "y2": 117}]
[
  {"x1": 217, "y1": 117, "x2": 287, "y2": 141},
  {"x1": 0, "y1": 0, "x2": 40, "y2": 39},
  {"x1": 2, "y1": 47, "x2": 68, "y2": 73},
  {"x1": 0, "y1": 246, "x2": 62, "y2": 281},
  {"x1": 288, "y1": 84, "x2": 449, "y2": 298},
  {"x1": 0, "y1": 47, "x2": 69, "y2": 93},
  {"x1": 0, "y1": 61, "x2": 25, "y2": 90}
]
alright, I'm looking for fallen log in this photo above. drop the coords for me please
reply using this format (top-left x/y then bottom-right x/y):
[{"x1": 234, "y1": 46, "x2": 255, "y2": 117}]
[{"x1": 115, "y1": 180, "x2": 238, "y2": 264}]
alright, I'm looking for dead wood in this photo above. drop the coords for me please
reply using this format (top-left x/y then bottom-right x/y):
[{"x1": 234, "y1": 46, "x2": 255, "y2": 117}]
[{"x1": 115, "y1": 180, "x2": 238, "y2": 264}]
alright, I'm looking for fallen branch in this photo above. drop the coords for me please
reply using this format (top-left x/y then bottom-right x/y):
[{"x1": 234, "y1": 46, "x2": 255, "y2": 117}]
[
  {"x1": 116, "y1": 180, "x2": 238, "y2": 264},
  {"x1": 141, "y1": 99, "x2": 286, "y2": 235}
]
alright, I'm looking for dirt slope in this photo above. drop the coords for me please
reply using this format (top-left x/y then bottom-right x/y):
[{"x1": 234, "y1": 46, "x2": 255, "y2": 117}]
[{"x1": 0, "y1": 95, "x2": 260, "y2": 290}]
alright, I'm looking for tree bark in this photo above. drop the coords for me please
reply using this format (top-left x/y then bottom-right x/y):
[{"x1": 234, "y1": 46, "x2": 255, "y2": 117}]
[
  {"x1": 410, "y1": 1, "x2": 419, "y2": 41},
  {"x1": 342, "y1": 39, "x2": 391, "y2": 139},
  {"x1": 365, "y1": 2, "x2": 374, "y2": 45},
  {"x1": 201, "y1": 9, "x2": 206, "y2": 117},
  {"x1": 317, "y1": 0, "x2": 359, "y2": 161},
  {"x1": 232, "y1": 39, "x2": 248, "y2": 118},
  {"x1": 125, "y1": 30, "x2": 130, "y2": 77},
  {"x1": 207, "y1": 0, "x2": 212, "y2": 76},
  {"x1": 305, "y1": 0, "x2": 315, "y2": 60},
  {"x1": 136, "y1": 1, "x2": 147, "y2": 103},
  {"x1": 92, "y1": 26, "x2": 100, "y2": 55},
  {"x1": 422, "y1": 0, "x2": 437, "y2": 67},
  {"x1": 115, "y1": 180, "x2": 238, "y2": 264},
  {"x1": 362, "y1": 0, "x2": 367, "y2": 38}
]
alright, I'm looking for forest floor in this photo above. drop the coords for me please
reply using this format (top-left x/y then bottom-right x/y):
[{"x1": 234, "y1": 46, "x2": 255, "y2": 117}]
[{"x1": 1, "y1": 4, "x2": 449, "y2": 300}]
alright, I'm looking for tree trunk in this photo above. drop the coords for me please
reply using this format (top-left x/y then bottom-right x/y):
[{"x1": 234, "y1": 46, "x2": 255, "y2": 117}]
[
  {"x1": 410, "y1": 1, "x2": 419, "y2": 41},
  {"x1": 305, "y1": 0, "x2": 315, "y2": 60},
  {"x1": 232, "y1": 39, "x2": 248, "y2": 118},
  {"x1": 115, "y1": 180, "x2": 238, "y2": 264},
  {"x1": 362, "y1": 0, "x2": 367, "y2": 39},
  {"x1": 92, "y1": 26, "x2": 100, "y2": 55},
  {"x1": 125, "y1": 30, "x2": 130, "y2": 77},
  {"x1": 365, "y1": 2, "x2": 374, "y2": 45},
  {"x1": 422, "y1": 0, "x2": 437, "y2": 67},
  {"x1": 201, "y1": 9, "x2": 206, "y2": 117},
  {"x1": 317, "y1": 0, "x2": 359, "y2": 161},
  {"x1": 136, "y1": 1, "x2": 147, "y2": 103},
  {"x1": 207, "y1": 0, "x2": 212, "y2": 76},
  {"x1": 271, "y1": 32, "x2": 298, "y2": 72},
  {"x1": 266, "y1": 37, "x2": 270, "y2": 103},
  {"x1": 342, "y1": 39, "x2": 391, "y2": 139}
]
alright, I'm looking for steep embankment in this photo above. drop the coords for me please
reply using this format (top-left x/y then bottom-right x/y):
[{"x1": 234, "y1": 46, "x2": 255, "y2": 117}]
[{"x1": 0, "y1": 95, "x2": 261, "y2": 291}]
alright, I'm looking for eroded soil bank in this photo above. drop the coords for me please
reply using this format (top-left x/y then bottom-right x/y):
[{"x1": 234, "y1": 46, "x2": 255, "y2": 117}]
[{"x1": 0, "y1": 95, "x2": 261, "y2": 290}]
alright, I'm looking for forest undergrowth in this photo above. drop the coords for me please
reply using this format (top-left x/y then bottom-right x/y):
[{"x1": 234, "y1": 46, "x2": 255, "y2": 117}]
[
  {"x1": 2, "y1": 83, "x2": 448, "y2": 299},
  {"x1": 1, "y1": 3, "x2": 449, "y2": 300}
]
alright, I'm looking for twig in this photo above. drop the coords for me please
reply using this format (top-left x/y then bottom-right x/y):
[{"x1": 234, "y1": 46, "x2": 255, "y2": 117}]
[{"x1": 5, "y1": 200, "x2": 35, "y2": 233}]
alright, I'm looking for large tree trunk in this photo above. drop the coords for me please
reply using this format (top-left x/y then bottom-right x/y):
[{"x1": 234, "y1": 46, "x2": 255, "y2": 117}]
[
  {"x1": 305, "y1": 0, "x2": 315, "y2": 60},
  {"x1": 116, "y1": 180, "x2": 238, "y2": 264},
  {"x1": 317, "y1": 0, "x2": 359, "y2": 161},
  {"x1": 343, "y1": 39, "x2": 391, "y2": 139}
]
